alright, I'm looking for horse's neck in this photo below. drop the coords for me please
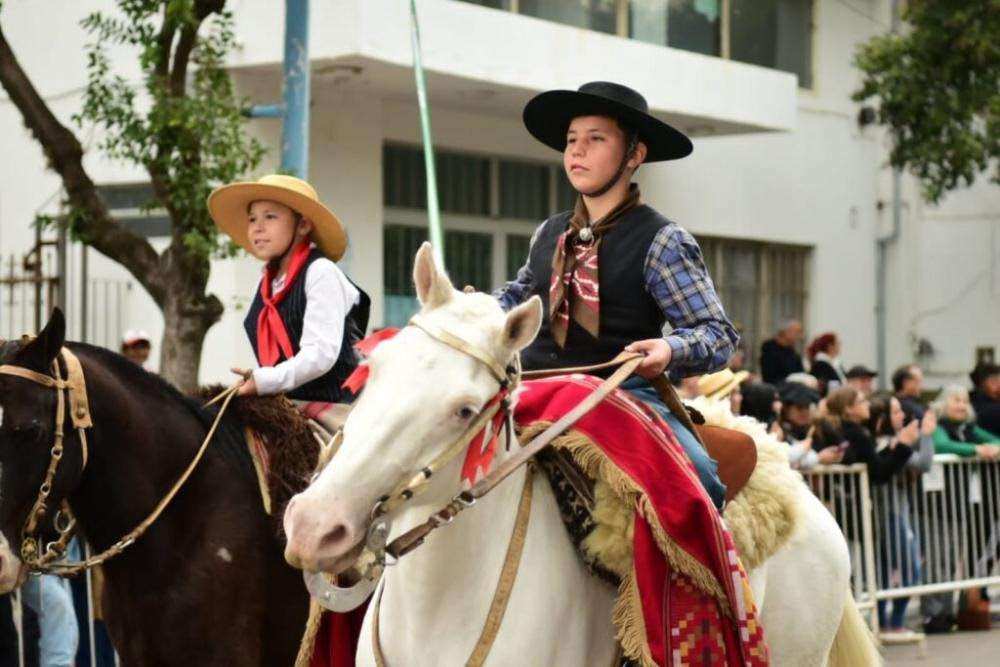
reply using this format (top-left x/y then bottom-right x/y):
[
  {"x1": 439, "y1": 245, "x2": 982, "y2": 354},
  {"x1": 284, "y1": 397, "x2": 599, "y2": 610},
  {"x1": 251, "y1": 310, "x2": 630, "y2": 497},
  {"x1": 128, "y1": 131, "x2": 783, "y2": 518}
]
[
  {"x1": 69, "y1": 367, "x2": 222, "y2": 552},
  {"x1": 381, "y1": 462, "x2": 530, "y2": 633}
]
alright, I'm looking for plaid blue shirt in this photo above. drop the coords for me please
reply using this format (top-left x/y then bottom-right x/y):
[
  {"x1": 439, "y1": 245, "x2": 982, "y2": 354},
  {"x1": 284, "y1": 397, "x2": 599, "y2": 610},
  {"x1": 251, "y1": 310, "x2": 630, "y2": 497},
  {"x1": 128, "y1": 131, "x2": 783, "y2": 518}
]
[{"x1": 495, "y1": 221, "x2": 739, "y2": 377}]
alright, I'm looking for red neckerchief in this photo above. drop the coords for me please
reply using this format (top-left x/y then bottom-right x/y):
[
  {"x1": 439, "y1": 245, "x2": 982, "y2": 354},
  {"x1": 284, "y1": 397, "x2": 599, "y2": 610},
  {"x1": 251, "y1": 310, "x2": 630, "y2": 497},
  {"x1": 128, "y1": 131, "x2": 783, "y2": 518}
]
[
  {"x1": 255, "y1": 242, "x2": 313, "y2": 367},
  {"x1": 342, "y1": 328, "x2": 508, "y2": 486}
]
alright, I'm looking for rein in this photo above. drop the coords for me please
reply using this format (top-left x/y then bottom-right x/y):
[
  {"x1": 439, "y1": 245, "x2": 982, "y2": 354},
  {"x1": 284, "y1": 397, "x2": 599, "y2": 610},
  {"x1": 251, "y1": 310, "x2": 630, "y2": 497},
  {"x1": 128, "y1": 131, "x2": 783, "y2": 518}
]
[
  {"x1": 0, "y1": 348, "x2": 241, "y2": 576},
  {"x1": 331, "y1": 317, "x2": 642, "y2": 667},
  {"x1": 331, "y1": 314, "x2": 643, "y2": 582}
]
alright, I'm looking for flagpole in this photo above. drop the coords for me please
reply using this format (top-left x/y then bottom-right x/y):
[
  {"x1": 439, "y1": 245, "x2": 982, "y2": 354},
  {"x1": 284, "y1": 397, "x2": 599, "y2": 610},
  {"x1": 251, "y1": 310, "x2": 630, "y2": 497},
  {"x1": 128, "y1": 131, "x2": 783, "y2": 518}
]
[{"x1": 409, "y1": 0, "x2": 445, "y2": 267}]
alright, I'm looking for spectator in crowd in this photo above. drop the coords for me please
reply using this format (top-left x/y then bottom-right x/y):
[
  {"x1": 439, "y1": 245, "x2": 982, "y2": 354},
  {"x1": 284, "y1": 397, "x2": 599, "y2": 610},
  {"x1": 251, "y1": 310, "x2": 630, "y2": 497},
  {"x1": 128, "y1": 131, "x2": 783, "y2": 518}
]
[
  {"x1": 929, "y1": 385, "x2": 1000, "y2": 458},
  {"x1": 777, "y1": 382, "x2": 842, "y2": 470},
  {"x1": 674, "y1": 375, "x2": 702, "y2": 400},
  {"x1": 817, "y1": 387, "x2": 913, "y2": 484},
  {"x1": 867, "y1": 393, "x2": 936, "y2": 640},
  {"x1": 846, "y1": 364, "x2": 878, "y2": 398},
  {"x1": 0, "y1": 594, "x2": 17, "y2": 666},
  {"x1": 760, "y1": 319, "x2": 805, "y2": 384},
  {"x1": 892, "y1": 364, "x2": 926, "y2": 424},
  {"x1": 740, "y1": 382, "x2": 783, "y2": 437},
  {"x1": 120, "y1": 329, "x2": 152, "y2": 368},
  {"x1": 807, "y1": 332, "x2": 847, "y2": 395},
  {"x1": 969, "y1": 362, "x2": 1000, "y2": 436},
  {"x1": 785, "y1": 371, "x2": 820, "y2": 392},
  {"x1": 22, "y1": 573, "x2": 79, "y2": 667},
  {"x1": 697, "y1": 368, "x2": 749, "y2": 414}
]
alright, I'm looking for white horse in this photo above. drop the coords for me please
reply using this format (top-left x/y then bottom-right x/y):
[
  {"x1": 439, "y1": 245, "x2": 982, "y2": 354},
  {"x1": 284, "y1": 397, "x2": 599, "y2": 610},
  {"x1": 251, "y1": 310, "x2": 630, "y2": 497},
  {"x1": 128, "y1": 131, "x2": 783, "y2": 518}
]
[{"x1": 284, "y1": 244, "x2": 880, "y2": 666}]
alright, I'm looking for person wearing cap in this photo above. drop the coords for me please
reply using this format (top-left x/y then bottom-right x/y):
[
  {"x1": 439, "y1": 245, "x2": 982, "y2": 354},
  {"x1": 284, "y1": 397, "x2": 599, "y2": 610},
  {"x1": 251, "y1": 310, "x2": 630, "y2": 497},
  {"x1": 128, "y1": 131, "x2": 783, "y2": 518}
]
[
  {"x1": 846, "y1": 364, "x2": 878, "y2": 398},
  {"x1": 208, "y1": 175, "x2": 371, "y2": 425},
  {"x1": 121, "y1": 329, "x2": 153, "y2": 367},
  {"x1": 495, "y1": 82, "x2": 739, "y2": 509},
  {"x1": 777, "y1": 381, "x2": 843, "y2": 470}
]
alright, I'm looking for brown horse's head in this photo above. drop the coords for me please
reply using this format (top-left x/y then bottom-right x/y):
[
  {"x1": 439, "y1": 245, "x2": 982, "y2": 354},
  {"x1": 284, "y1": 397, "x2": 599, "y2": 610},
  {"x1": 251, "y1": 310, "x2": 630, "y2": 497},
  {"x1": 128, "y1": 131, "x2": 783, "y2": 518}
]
[{"x1": 0, "y1": 309, "x2": 82, "y2": 591}]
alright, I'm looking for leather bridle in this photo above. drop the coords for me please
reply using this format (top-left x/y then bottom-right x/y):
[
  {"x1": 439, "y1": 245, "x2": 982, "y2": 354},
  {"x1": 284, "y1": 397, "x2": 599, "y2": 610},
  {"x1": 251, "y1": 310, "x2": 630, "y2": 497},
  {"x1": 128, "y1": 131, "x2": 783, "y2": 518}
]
[
  {"x1": 308, "y1": 314, "x2": 644, "y2": 594},
  {"x1": 0, "y1": 347, "x2": 240, "y2": 576},
  {"x1": 0, "y1": 348, "x2": 92, "y2": 570}
]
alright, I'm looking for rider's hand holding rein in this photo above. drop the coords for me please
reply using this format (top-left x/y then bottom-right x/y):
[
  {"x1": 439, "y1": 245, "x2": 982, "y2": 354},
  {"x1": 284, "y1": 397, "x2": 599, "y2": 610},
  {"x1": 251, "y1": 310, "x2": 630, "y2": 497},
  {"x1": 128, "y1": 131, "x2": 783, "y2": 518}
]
[
  {"x1": 232, "y1": 367, "x2": 257, "y2": 396},
  {"x1": 624, "y1": 339, "x2": 672, "y2": 379}
]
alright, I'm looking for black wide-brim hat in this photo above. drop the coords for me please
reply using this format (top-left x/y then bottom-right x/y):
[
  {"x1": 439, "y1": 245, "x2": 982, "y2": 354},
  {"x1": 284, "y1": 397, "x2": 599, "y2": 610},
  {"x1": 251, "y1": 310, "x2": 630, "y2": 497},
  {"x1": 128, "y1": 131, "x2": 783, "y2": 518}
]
[{"x1": 523, "y1": 81, "x2": 693, "y2": 162}]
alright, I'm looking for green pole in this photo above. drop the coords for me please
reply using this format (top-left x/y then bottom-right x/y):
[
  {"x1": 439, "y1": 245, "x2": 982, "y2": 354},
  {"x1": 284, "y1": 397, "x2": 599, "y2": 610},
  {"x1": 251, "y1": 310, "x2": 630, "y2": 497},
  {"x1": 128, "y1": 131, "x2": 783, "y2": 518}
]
[{"x1": 409, "y1": 0, "x2": 445, "y2": 267}]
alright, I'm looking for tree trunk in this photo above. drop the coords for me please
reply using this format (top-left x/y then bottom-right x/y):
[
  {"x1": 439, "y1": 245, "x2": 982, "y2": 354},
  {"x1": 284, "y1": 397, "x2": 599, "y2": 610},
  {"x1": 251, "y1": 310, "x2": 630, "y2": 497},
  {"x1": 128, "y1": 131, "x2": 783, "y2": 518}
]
[{"x1": 159, "y1": 287, "x2": 222, "y2": 394}]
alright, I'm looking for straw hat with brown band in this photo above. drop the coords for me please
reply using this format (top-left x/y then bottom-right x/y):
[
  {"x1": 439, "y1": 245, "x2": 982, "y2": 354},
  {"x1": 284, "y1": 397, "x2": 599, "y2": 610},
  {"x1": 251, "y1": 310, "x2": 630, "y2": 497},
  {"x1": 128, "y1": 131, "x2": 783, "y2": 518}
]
[
  {"x1": 207, "y1": 174, "x2": 348, "y2": 261},
  {"x1": 697, "y1": 368, "x2": 750, "y2": 401}
]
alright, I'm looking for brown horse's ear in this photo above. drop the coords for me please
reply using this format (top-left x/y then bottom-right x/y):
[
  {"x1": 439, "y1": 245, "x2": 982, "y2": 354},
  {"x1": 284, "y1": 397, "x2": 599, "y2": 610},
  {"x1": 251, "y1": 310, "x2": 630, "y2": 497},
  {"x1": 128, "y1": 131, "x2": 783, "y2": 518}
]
[{"x1": 18, "y1": 308, "x2": 65, "y2": 371}]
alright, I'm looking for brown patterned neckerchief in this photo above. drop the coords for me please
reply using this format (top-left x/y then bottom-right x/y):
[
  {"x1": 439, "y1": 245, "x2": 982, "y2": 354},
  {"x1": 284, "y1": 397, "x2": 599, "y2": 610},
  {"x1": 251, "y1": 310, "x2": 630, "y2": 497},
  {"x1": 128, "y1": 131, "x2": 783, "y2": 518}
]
[{"x1": 549, "y1": 184, "x2": 642, "y2": 347}]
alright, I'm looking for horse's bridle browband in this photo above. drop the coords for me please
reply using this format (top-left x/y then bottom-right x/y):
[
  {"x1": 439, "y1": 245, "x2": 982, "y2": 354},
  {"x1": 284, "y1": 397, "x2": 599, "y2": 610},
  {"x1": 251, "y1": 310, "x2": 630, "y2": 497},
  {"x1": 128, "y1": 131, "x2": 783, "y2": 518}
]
[{"x1": 0, "y1": 348, "x2": 241, "y2": 576}]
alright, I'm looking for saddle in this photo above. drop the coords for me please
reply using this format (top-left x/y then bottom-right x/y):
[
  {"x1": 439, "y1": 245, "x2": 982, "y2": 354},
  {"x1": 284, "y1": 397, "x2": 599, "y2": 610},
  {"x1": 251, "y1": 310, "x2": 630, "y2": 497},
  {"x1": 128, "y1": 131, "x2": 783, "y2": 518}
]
[{"x1": 649, "y1": 376, "x2": 756, "y2": 503}]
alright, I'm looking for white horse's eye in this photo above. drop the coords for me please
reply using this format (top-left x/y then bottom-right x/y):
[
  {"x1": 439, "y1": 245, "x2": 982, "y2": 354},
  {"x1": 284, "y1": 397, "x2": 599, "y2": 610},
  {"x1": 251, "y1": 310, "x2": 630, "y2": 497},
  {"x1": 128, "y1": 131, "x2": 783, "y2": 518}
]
[{"x1": 456, "y1": 406, "x2": 478, "y2": 421}]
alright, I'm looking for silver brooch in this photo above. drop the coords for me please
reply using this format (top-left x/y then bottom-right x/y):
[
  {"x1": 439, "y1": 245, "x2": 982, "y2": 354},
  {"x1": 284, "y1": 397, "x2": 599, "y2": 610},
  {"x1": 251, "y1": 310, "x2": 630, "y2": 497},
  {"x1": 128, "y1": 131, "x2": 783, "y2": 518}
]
[{"x1": 578, "y1": 227, "x2": 594, "y2": 243}]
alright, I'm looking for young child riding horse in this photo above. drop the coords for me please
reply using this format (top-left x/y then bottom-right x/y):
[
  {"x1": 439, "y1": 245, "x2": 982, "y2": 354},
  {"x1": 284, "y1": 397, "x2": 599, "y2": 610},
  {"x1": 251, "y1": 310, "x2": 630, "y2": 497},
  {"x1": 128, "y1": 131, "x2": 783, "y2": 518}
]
[
  {"x1": 496, "y1": 82, "x2": 739, "y2": 509},
  {"x1": 209, "y1": 175, "x2": 370, "y2": 432}
]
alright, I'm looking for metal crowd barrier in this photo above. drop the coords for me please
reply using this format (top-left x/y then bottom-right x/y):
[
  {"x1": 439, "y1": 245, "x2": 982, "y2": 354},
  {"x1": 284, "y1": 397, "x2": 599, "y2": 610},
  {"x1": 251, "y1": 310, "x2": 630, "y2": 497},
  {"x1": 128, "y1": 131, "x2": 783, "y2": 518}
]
[{"x1": 803, "y1": 455, "x2": 1000, "y2": 631}]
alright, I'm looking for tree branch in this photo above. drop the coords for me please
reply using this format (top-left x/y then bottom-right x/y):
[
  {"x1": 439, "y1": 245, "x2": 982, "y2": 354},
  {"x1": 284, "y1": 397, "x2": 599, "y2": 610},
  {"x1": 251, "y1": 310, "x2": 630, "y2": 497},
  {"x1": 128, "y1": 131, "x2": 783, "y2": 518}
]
[
  {"x1": 169, "y1": 0, "x2": 225, "y2": 97},
  {"x1": 0, "y1": 21, "x2": 166, "y2": 305}
]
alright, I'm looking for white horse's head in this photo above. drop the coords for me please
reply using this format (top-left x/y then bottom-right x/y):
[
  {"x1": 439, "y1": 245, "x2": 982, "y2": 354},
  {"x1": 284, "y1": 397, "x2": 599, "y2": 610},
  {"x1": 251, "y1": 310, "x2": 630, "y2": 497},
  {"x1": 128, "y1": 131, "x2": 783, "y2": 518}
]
[{"x1": 283, "y1": 243, "x2": 542, "y2": 573}]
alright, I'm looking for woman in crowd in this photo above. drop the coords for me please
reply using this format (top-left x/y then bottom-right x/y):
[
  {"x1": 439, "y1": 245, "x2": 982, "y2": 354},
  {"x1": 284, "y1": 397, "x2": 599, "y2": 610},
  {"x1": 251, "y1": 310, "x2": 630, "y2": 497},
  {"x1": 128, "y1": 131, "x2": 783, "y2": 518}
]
[
  {"x1": 807, "y1": 332, "x2": 847, "y2": 396},
  {"x1": 929, "y1": 385, "x2": 1000, "y2": 629},
  {"x1": 817, "y1": 387, "x2": 914, "y2": 484},
  {"x1": 740, "y1": 381, "x2": 782, "y2": 436},
  {"x1": 867, "y1": 393, "x2": 937, "y2": 640},
  {"x1": 930, "y1": 385, "x2": 1000, "y2": 459}
]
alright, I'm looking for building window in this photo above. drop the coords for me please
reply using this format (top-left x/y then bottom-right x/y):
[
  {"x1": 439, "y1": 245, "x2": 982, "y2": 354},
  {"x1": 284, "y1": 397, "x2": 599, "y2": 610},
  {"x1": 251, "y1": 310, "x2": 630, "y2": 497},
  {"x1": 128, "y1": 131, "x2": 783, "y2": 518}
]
[
  {"x1": 631, "y1": 0, "x2": 721, "y2": 57},
  {"x1": 383, "y1": 144, "x2": 565, "y2": 326},
  {"x1": 519, "y1": 0, "x2": 617, "y2": 34},
  {"x1": 457, "y1": 0, "x2": 813, "y2": 88},
  {"x1": 506, "y1": 234, "x2": 532, "y2": 280},
  {"x1": 697, "y1": 236, "x2": 810, "y2": 372},
  {"x1": 383, "y1": 144, "x2": 491, "y2": 215},
  {"x1": 383, "y1": 225, "x2": 495, "y2": 325},
  {"x1": 730, "y1": 0, "x2": 813, "y2": 89},
  {"x1": 97, "y1": 183, "x2": 171, "y2": 238}
]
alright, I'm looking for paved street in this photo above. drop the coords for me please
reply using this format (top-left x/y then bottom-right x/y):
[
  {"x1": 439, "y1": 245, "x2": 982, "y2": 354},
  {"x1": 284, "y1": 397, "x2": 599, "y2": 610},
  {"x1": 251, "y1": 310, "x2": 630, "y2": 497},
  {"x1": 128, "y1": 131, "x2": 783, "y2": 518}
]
[{"x1": 885, "y1": 629, "x2": 1000, "y2": 665}]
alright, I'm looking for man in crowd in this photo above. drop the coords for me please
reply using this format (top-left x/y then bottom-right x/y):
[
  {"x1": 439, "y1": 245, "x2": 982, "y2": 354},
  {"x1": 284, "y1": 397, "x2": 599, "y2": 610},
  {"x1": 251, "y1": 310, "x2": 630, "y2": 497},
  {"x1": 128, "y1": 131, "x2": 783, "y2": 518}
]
[
  {"x1": 760, "y1": 319, "x2": 805, "y2": 384},
  {"x1": 970, "y1": 362, "x2": 1000, "y2": 436},
  {"x1": 846, "y1": 365, "x2": 878, "y2": 398},
  {"x1": 893, "y1": 364, "x2": 926, "y2": 424},
  {"x1": 120, "y1": 329, "x2": 152, "y2": 368}
]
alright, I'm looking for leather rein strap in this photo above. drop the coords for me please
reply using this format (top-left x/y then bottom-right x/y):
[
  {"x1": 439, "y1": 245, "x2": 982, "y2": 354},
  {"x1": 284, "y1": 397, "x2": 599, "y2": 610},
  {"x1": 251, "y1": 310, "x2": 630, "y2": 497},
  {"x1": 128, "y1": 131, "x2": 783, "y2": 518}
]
[
  {"x1": 382, "y1": 351, "x2": 643, "y2": 561},
  {"x1": 371, "y1": 466, "x2": 536, "y2": 667},
  {"x1": 0, "y1": 348, "x2": 240, "y2": 576}
]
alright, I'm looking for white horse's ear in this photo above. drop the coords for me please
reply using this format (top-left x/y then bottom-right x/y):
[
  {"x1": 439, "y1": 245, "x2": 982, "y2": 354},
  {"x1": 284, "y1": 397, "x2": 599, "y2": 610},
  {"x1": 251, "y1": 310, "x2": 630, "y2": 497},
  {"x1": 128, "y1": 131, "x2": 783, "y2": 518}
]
[
  {"x1": 501, "y1": 296, "x2": 542, "y2": 354},
  {"x1": 413, "y1": 242, "x2": 454, "y2": 309}
]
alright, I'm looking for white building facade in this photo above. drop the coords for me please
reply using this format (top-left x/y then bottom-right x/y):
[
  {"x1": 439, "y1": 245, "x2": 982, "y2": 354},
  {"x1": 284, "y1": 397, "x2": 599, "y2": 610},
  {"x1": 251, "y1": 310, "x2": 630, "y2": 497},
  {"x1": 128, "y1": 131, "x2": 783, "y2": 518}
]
[{"x1": 1, "y1": 0, "x2": 997, "y2": 387}]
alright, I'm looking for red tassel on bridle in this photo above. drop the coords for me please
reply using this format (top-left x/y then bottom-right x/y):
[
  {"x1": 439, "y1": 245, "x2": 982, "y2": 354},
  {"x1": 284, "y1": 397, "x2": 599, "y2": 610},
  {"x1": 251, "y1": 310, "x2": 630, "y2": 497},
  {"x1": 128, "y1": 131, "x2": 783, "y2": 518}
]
[{"x1": 341, "y1": 328, "x2": 401, "y2": 393}]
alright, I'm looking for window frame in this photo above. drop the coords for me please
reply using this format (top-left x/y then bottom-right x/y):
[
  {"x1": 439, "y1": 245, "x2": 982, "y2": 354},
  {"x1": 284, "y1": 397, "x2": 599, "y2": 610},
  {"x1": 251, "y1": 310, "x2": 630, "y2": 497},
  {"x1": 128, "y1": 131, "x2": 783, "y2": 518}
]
[{"x1": 462, "y1": 0, "x2": 815, "y2": 90}]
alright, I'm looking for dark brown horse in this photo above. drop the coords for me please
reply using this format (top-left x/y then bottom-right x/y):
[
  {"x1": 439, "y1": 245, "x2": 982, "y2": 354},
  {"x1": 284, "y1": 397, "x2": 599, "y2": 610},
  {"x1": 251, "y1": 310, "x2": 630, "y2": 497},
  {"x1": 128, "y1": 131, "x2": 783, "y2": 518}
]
[{"x1": 0, "y1": 310, "x2": 309, "y2": 665}]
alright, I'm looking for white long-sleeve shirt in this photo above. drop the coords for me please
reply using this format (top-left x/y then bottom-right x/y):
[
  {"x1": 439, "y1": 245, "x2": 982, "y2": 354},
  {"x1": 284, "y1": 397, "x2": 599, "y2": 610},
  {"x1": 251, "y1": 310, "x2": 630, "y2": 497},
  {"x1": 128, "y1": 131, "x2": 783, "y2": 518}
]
[{"x1": 251, "y1": 258, "x2": 361, "y2": 396}]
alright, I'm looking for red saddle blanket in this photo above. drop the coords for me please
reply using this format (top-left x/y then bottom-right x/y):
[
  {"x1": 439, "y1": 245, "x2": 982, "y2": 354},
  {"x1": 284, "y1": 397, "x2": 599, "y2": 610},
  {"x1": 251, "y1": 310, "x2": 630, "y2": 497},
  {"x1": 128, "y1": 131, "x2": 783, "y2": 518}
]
[
  {"x1": 309, "y1": 375, "x2": 768, "y2": 666},
  {"x1": 513, "y1": 375, "x2": 768, "y2": 666}
]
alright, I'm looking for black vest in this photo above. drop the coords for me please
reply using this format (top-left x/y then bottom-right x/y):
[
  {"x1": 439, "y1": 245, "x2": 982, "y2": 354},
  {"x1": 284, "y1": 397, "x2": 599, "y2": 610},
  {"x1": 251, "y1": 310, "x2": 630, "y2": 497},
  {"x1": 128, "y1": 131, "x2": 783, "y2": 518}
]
[
  {"x1": 521, "y1": 204, "x2": 668, "y2": 376},
  {"x1": 244, "y1": 249, "x2": 370, "y2": 403}
]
